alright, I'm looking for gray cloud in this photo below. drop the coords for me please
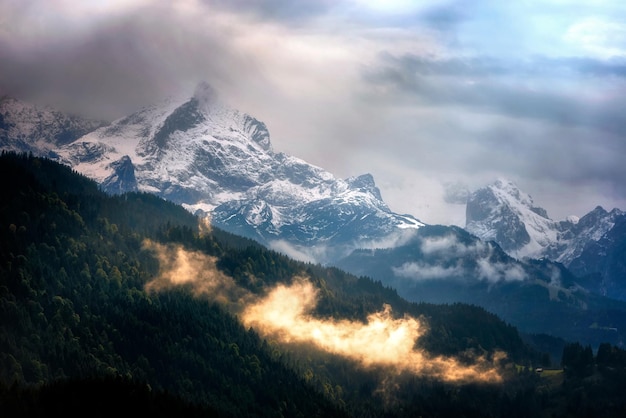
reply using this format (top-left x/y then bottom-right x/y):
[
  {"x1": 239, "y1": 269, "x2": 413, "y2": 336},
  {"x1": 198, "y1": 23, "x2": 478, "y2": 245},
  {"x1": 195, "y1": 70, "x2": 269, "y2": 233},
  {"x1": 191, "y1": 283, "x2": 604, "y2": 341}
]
[
  {"x1": 417, "y1": 2, "x2": 468, "y2": 30},
  {"x1": 0, "y1": 2, "x2": 273, "y2": 120},
  {"x1": 559, "y1": 57, "x2": 626, "y2": 77},
  {"x1": 209, "y1": 0, "x2": 337, "y2": 22},
  {"x1": 364, "y1": 53, "x2": 626, "y2": 136},
  {"x1": 1, "y1": 0, "x2": 625, "y2": 225},
  {"x1": 371, "y1": 54, "x2": 626, "y2": 79}
]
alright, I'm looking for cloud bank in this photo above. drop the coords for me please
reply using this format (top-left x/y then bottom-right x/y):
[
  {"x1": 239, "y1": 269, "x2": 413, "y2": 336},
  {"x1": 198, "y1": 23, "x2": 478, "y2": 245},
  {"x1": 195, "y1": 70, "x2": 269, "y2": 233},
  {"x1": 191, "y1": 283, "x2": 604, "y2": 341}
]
[{"x1": 392, "y1": 234, "x2": 528, "y2": 283}]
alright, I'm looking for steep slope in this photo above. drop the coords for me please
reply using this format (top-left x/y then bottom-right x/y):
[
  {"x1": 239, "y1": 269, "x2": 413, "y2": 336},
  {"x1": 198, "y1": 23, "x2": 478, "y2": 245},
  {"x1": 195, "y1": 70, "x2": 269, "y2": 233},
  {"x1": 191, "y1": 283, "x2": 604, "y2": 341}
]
[
  {"x1": 550, "y1": 206, "x2": 624, "y2": 265},
  {"x1": 0, "y1": 153, "x2": 346, "y2": 417},
  {"x1": 568, "y1": 211, "x2": 626, "y2": 300},
  {"x1": 57, "y1": 82, "x2": 274, "y2": 199},
  {"x1": 465, "y1": 179, "x2": 558, "y2": 259},
  {"x1": 0, "y1": 85, "x2": 423, "y2": 263}
]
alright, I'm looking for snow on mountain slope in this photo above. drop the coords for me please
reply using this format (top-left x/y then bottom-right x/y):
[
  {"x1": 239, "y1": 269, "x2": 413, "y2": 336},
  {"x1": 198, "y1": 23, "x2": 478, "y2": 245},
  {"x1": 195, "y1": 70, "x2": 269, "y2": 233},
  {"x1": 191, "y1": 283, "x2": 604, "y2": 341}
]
[
  {"x1": 0, "y1": 95, "x2": 105, "y2": 155},
  {"x1": 1, "y1": 83, "x2": 423, "y2": 263},
  {"x1": 465, "y1": 179, "x2": 557, "y2": 259},
  {"x1": 465, "y1": 179, "x2": 625, "y2": 267},
  {"x1": 552, "y1": 206, "x2": 624, "y2": 266},
  {"x1": 56, "y1": 83, "x2": 273, "y2": 200}
]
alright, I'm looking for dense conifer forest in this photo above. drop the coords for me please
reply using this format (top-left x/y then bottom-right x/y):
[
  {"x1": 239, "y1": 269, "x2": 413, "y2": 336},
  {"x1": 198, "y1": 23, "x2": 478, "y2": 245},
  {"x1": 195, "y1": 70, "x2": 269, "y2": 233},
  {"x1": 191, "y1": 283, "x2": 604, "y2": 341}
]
[{"x1": 1, "y1": 152, "x2": 625, "y2": 417}]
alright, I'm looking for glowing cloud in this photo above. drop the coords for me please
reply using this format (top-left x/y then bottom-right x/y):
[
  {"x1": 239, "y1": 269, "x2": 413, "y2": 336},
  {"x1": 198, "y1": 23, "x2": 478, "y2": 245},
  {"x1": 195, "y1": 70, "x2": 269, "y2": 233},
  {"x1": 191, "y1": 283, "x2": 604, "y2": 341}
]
[
  {"x1": 242, "y1": 278, "x2": 502, "y2": 383},
  {"x1": 198, "y1": 215, "x2": 212, "y2": 237},
  {"x1": 145, "y1": 241, "x2": 503, "y2": 383},
  {"x1": 143, "y1": 240, "x2": 250, "y2": 311}
]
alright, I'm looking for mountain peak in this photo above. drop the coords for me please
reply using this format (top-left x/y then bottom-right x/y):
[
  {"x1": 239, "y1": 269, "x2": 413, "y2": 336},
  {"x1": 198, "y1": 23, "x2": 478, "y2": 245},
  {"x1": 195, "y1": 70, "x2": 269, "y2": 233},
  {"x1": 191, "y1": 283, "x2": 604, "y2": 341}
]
[
  {"x1": 0, "y1": 95, "x2": 106, "y2": 151},
  {"x1": 488, "y1": 178, "x2": 549, "y2": 219},
  {"x1": 465, "y1": 179, "x2": 555, "y2": 258},
  {"x1": 346, "y1": 173, "x2": 383, "y2": 201},
  {"x1": 465, "y1": 179, "x2": 626, "y2": 269},
  {"x1": 592, "y1": 205, "x2": 607, "y2": 214}
]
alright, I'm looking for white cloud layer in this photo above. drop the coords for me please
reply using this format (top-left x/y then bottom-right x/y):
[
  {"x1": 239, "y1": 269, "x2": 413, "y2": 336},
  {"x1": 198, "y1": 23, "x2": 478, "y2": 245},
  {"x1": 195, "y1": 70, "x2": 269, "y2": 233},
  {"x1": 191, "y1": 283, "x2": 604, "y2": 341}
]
[{"x1": 392, "y1": 234, "x2": 528, "y2": 283}]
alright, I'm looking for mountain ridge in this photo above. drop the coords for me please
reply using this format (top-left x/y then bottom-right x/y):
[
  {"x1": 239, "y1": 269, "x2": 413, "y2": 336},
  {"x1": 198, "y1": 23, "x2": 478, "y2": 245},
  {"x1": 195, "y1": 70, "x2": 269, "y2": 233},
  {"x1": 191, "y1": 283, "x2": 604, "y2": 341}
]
[
  {"x1": 0, "y1": 85, "x2": 424, "y2": 264},
  {"x1": 334, "y1": 223, "x2": 626, "y2": 348}
]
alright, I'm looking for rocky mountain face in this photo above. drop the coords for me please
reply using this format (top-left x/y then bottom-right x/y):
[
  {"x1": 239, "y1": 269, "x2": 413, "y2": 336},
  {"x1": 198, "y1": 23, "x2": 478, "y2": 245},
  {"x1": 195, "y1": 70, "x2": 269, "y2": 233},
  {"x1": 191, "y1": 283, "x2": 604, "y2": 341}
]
[
  {"x1": 0, "y1": 84, "x2": 423, "y2": 263},
  {"x1": 567, "y1": 211, "x2": 626, "y2": 301},
  {"x1": 0, "y1": 95, "x2": 105, "y2": 156},
  {"x1": 465, "y1": 179, "x2": 626, "y2": 300},
  {"x1": 465, "y1": 179, "x2": 559, "y2": 259}
]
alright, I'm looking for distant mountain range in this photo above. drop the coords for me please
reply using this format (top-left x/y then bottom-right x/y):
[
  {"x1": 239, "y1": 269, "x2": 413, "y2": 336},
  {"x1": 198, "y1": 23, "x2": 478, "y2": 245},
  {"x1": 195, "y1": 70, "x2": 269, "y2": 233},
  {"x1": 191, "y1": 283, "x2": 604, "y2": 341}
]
[
  {"x1": 336, "y1": 180, "x2": 626, "y2": 346},
  {"x1": 465, "y1": 179, "x2": 626, "y2": 301},
  {"x1": 2, "y1": 85, "x2": 625, "y2": 348}
]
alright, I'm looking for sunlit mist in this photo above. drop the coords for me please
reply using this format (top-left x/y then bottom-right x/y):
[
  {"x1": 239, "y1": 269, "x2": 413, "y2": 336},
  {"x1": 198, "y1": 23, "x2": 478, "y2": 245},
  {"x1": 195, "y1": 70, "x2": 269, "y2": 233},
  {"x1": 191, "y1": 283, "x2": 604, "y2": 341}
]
[
  {"x1": 198, "y1": 215, "x2": 212, "y2": 237},
  {"x1": 144, "y1": 240, "x2": 503, "y2": 383},
  {"x1": 242, "y1": 278, "x2": 502, "y2": 383},
  {"x1": 143, "y1": 240, "x2": 250, "y2": 311}
]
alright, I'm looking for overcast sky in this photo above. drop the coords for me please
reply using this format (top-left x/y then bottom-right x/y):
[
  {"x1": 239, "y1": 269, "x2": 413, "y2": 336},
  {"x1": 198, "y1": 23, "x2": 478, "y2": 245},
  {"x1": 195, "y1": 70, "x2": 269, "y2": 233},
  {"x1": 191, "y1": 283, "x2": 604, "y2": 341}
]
[{"x1": 1, "y1": 0, "x2": 625, "y2": 225}]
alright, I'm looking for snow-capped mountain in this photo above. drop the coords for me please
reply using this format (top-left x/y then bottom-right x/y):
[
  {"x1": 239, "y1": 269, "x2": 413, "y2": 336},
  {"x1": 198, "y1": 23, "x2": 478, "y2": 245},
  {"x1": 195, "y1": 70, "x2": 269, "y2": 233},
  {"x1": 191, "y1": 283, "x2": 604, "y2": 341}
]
[
  {"x1": 0, "y1": 95, "x2": 105, "y2": 156},
  {"x1": 1, "y1": 84, "x2": 423, "y2": 262},
  {"x1": 465, "y1": 179, "x2": 556, "y2": 259},
  {"x1": 551, "y1": 205, "x2": 625, "y2": 266},
  {"x1": 564, "y1": 207, "x2": 626, "y2": 300},
  {"x1": 465, "y1": 179, "x2": 626, "y2": 300},
  {"x1": 465, "y1": 179, "x2": 622, "y2": 260}
]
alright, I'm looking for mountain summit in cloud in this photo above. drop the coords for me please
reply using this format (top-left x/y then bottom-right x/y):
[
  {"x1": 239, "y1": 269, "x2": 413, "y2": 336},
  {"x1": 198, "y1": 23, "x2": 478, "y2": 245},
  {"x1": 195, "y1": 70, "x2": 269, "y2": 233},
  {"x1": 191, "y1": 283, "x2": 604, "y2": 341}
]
[{"x1": 0, "y1": 83, "x2": 423, "y2": 263}]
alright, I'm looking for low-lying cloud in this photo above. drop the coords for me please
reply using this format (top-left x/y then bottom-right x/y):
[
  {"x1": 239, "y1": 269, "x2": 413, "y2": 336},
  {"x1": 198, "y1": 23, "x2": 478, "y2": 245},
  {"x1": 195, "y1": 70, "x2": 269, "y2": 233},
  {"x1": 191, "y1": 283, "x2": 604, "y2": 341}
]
[
  {"x1": 393, "y1": 263, "x2": 464, "y2": 281},
  {"x1": 392, "y1": 234, "x2": 528, "y2": 283},
  {"x1": 143, "y1": 240, "x2": 252, "y2": 312},
  {"x1": 144, "y1": 239, "x2": 503, "y2": 384},
  {"x1": 476, "y1": 258, "x2": 527, "y2": 282},
  {"x1": 243, "y1": 278, "x2": 501, "y2": 383},
  {"x1": 419, "y1": 234, "x2": 486, "y2": 256},
  {"x1": 269, "y1": 228, "x2": 420, "y2": 265}
]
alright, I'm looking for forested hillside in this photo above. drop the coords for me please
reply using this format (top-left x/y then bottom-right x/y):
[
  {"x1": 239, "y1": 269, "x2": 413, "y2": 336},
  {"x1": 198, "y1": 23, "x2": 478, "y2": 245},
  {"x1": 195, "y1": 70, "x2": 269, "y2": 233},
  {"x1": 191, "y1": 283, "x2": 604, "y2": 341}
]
[{"x1": 1, "y1": 152, "x2": 625, "y2": 417}]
